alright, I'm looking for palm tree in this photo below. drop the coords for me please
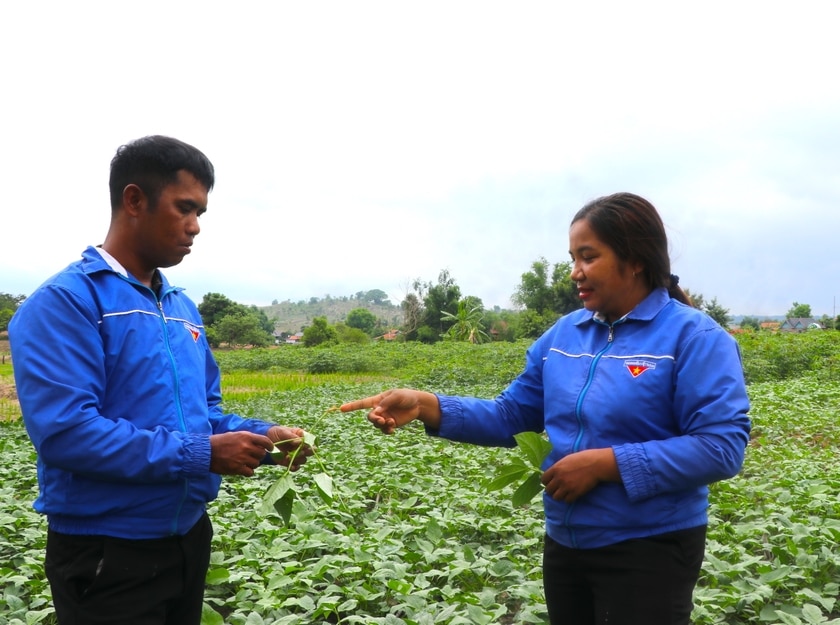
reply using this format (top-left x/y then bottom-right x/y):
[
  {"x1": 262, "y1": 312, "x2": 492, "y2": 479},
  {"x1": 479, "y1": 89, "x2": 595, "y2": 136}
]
[{"x1": 441, "y1": 301, "x2": 490, "y2": 344}]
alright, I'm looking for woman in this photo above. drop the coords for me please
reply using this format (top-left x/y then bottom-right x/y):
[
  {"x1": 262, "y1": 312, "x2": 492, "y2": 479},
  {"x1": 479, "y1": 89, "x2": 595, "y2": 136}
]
[{"x1": 340, "y1": 192, "x2": 751, "y2": 625}]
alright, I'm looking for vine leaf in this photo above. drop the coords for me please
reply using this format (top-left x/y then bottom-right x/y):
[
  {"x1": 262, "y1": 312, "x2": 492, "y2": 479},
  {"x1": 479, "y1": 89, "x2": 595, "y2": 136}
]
[
  {"x1": 487, "y1": 431, "x2": 552, "y2": 506},
  {"x1": 514, "y1": 431, "x2": 553, "y2": 469},
  {"x1": 512, "y1": 472, "x2": 545, "y2": 507},
  {"x1": 313, "y1": 472, "x2": 334, "y2": 504},
  {"x1": 262, "y1": 471, "x2": 295, "y2": 525}
]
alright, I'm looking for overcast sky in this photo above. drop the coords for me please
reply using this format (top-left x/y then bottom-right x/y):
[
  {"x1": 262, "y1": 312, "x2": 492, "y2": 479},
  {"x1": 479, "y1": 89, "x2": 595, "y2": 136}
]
[{"x1": 2, "y1": 2, "x2": 838, "y2": 318}]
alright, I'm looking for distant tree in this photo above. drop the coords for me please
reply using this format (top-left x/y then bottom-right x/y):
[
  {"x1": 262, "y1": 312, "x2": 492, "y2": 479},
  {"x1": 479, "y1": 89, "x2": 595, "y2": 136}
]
[
  {"x1": 0, "y1": 293, "x2": 25, "y2": 332},
  {"x1": 363, "y1": 289, "x2": 390, "y2": 305},
  {"x1": 334, "y1": 323, "x2": 369, "y2": 344},
  {"x1": 0, "y1": 293, "x2": 26, "y2": 310},
  {"x1": 215, "y1": 314, "x2": 271, "y2": 347},
  {"x1": 248, "y1": 305, "x2": 275, "y2": 335},
  {"x1": 400, "y1": 293, "x2": 423, "y2": 340},
  {"x1": 483, "y1": 309, "x2": 519, "y2": 342},
  {"x1": 680, "y1": 289, "x2": 730, "y2": 329},
  {"x1": 198, "y1": 293, "x2": 243, "y2": 327},
  {"x1": 704, "y1": 297, "x2": 731, "y2": 329},
  {"x1": 303, "y1": 317, "x2": 337, "y2": 347},
  {"x1": 739, "y1": 316, "x2": 761, "y2": 331},
  {"x1": 786, "y1": 302, "x2": 812, "y2": 319},
  {"x1": 818, "y1": 314, "x2": 835, "y2": 330},
  {"x1": 683, "y1": 288, "x2": 705, "y2": 310},
  {"x1": 517, "y1": 309, "x2": 556, "y2": 339},
  {"x1": 346, "y1": 308, "x2": 377, "y2": 335},
  {"x1": 410, "y1": 269, "x2": 462, "y2": 343},
  {"x1": 512, "y1": 258, "x2": 579, "y2": 321},
  {"x1": 441, "y1": 301, "x2": 490, "y2": 344}
]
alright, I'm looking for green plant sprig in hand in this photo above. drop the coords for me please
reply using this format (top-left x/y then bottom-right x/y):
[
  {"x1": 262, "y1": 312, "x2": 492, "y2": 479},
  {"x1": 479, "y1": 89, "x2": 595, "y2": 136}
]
[
  {"x1": 261, "y1": 406, "x2": 343, "y2": 526},
  {"x1": 486, "y1": 431, "x2": 552, "y2": 507}
]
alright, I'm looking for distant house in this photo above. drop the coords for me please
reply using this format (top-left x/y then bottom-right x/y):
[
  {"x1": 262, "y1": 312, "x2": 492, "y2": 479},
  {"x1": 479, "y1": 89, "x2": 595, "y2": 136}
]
[
  {"x1": 377, "y1": 329, "x2": 400, "y2": 341},
  {"x1": 284, "y1": 333, "x2": 304, "y2": 344},
  {"x1": 779, "y1": 317, "x2": 824, "y2": 332}
]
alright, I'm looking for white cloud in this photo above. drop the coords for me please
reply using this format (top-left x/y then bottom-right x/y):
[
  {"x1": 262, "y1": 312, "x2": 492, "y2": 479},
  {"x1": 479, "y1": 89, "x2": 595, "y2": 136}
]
[{"x1": 2, "y1": 1, "x2": 839, "y2": 318}]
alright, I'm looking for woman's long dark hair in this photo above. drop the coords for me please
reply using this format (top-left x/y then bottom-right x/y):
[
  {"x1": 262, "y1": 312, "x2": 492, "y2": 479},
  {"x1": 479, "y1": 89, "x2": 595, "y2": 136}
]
[{"x1": 572, "y1": 192, "x2": 692, "y2": 306}]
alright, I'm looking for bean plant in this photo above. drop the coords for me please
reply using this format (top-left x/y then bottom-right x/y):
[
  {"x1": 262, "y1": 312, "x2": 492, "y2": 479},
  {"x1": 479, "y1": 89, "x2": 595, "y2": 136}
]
[{"x1": 3, "y1": 335, "x2": 840, "y2": 624}]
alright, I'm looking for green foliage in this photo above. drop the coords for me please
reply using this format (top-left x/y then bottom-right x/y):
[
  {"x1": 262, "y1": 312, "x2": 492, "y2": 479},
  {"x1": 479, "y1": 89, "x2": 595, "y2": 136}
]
[
  {"x1": 704, "y1": 297, "x2": 731, "y2": 330},
  {"x1": 215, "y1": 314, "x2": 272, "y2": 348},
  {"x1": 683, "y1": 290, "x2": 733, "y2": 329},
  {"x1": 487, "y1": 432, "x2": 552, "y2": 506},
  {"x1": 302, "y1": 317, "x2": 338, "y2": 347},
  {"x1": 199, "y1": 293, "x2": 274, "y2": 347},
  {"x1": 334, "y1": 323, "x2": 371, "y2": 345},
  {"x1": 512, "y1": 257, "x2": 579, "y2": 326},
  {"x1": 441, "y1": 301, "x2": 490, "y2": 344},
  {"x1": 0, "y1": 293, "x2": 25, "y2": 332},
  {"x1": 786, "y1": 302, "x2": 813, "y2": 319},
  {"x1": 8, "y1": 336, "x2": 840, "y2": 622},
  {"x1": 198, "y1": 292, "x2": 242, "y2": 327},
  {"x1": 410, "y1": 269, "x2": 462, "y2": 344},
  {"x1": 740, "y1": 315, "x2": 761, "y2": 331},
  {"x1": 346, "y1": 308, "x2": 378, "y2": 335},
  {"x1": 735, "y1": 331, "x2": 840, "y2": 384}
]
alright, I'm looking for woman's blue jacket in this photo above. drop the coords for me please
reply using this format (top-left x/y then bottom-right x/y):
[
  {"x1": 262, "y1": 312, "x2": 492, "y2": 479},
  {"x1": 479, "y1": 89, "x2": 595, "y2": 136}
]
[{"x1": 433, "y1": 288, "x2": 751, "y2": 549}]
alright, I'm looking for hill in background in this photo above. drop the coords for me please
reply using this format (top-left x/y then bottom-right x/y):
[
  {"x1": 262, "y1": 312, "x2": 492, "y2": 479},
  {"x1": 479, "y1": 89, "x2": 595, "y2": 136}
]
[{"x1": 261, "y1": 297, "x2": 403, "y2": 334}]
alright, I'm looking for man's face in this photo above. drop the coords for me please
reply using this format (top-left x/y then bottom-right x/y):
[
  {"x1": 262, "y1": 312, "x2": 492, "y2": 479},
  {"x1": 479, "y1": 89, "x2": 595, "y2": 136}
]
[{"x1": 136, "y1": 170, "x2": 208, "y2": 271}]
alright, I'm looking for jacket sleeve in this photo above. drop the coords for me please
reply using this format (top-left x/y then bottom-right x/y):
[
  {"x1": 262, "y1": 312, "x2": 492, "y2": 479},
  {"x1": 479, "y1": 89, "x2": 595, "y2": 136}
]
[
  {"x1": 613, "y1": 326, "x2": 751, "y2": 502},
  {"x1": 11, "y1": 284, "x2": 215, "y2": 483},
  {"x1": 432, "y1": 336, "x2": 548, "y2": 446}
]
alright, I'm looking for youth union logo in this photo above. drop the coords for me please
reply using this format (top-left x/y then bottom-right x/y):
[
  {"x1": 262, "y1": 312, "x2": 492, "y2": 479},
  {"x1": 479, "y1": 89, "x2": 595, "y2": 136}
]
[
  {"x1": 183, "y1": 322, "x2": 201, "y2": 342},
  {"x1": 625, "y1": 359, "x2": 656, "y2": 378}
]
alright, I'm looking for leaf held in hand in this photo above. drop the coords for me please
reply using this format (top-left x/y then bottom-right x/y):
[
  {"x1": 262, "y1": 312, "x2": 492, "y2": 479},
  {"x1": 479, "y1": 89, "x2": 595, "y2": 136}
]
[
  {"x1": 513, "y1": 431, "x2": 552, "y2": 468},
  {"x1": 487, "y1": 431, "x2": 553, "y2": 506},
  {"x1": 486, "y1": 460, "x2": 530, "y2": 492},
  {"x1": 512, "y1": 472, "x2": 545, "y2": 507}
]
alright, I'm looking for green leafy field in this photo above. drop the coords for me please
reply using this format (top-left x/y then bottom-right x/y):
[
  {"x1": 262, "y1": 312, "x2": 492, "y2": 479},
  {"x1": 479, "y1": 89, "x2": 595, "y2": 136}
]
[{"x1": 2, "y1": 334, "x2": 840, "y2": 624}]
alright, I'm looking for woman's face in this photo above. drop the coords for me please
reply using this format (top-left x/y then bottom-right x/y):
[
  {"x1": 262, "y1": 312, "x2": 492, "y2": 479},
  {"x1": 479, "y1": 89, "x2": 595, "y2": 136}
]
[{"x1": 568, "y1": 218, "x2": 650, "y2": 323}]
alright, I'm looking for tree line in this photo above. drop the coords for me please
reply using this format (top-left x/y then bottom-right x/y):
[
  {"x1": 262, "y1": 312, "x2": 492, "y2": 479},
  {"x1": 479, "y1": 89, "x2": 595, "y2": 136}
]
[{"x1": 2, "y1": 262, "x2": 836, "y2": 348}]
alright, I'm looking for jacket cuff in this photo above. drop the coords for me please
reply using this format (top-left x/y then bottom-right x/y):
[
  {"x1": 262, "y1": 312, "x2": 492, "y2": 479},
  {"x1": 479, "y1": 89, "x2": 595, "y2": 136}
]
[
  {"x1": 427, "y1": 395, "x2": 464, "y2": 439},
  {"x1": 613, "y1": 442, "x2": 655, "y2": 502},
  {"x1": 183, "y1": 434, "x2": 212, "y2": 476}
]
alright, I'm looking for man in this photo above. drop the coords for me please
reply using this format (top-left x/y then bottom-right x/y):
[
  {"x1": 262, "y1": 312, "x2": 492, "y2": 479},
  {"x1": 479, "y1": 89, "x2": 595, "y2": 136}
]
[{"x1": 9, "y1": 135, "x2": 311, "y2": 624}]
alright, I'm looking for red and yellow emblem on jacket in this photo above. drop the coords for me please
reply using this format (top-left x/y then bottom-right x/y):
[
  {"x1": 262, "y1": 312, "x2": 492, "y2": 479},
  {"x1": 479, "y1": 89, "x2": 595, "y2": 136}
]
[{"x1": 625, "y1": 359, "x2": 656, "y2": 378}]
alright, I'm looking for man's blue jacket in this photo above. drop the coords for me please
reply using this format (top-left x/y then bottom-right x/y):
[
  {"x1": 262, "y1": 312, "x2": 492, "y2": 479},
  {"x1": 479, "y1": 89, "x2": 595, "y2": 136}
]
[{"x1": 10, "y1": 246, "x2": 274, "y2": 538}]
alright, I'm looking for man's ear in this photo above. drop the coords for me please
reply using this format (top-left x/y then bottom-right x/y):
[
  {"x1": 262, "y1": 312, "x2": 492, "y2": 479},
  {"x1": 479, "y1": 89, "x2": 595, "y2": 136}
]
[{"x1": 121, "y1": 184, "x2": 147, "y2": 217}]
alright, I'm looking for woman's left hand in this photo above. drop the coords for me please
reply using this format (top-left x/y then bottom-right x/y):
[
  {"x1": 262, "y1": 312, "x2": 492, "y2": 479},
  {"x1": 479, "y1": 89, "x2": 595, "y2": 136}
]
[{"x1": 541, "y1": 448, "x2": 620, "y2": 502}]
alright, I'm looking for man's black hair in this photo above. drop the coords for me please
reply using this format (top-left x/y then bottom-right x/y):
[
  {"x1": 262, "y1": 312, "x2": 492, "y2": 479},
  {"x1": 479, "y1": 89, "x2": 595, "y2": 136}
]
[{"x1": 109, "y1": 135, "x2": 215, "y2": 209}]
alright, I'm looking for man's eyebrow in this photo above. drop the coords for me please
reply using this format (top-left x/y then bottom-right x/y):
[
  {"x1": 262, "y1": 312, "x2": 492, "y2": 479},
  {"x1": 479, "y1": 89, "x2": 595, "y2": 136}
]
[{"x1": 179, "y1": 199, "x2": 207, "y2": 212}]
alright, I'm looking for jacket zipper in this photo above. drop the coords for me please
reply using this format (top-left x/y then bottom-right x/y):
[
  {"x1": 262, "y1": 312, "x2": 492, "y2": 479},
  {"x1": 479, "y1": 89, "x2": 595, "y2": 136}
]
[
  {"x1": 564, "y1": 319, "x2": 617, "y2": 546},
  {"x1": 156, "y1": 287, "x2": 191, "y2": 534},
  {"x1": 114, "y1": 272, "x2": 191, "y2": 535}
]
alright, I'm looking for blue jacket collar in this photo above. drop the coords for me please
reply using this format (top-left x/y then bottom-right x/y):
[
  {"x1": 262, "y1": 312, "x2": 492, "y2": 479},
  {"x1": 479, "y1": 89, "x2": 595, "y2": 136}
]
[{"x1": 574, "y1": 287, "x2": 671, "y2": 327}]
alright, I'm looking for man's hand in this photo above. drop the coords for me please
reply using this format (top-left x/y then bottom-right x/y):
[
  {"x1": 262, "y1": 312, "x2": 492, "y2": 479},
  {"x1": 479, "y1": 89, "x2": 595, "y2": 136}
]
[
  {"x1": 210, "y1": 431, "x2": 275, "y2": 477},
  {"x1": 267, "y1": 426, "x2": 314, "y2": 471}
]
